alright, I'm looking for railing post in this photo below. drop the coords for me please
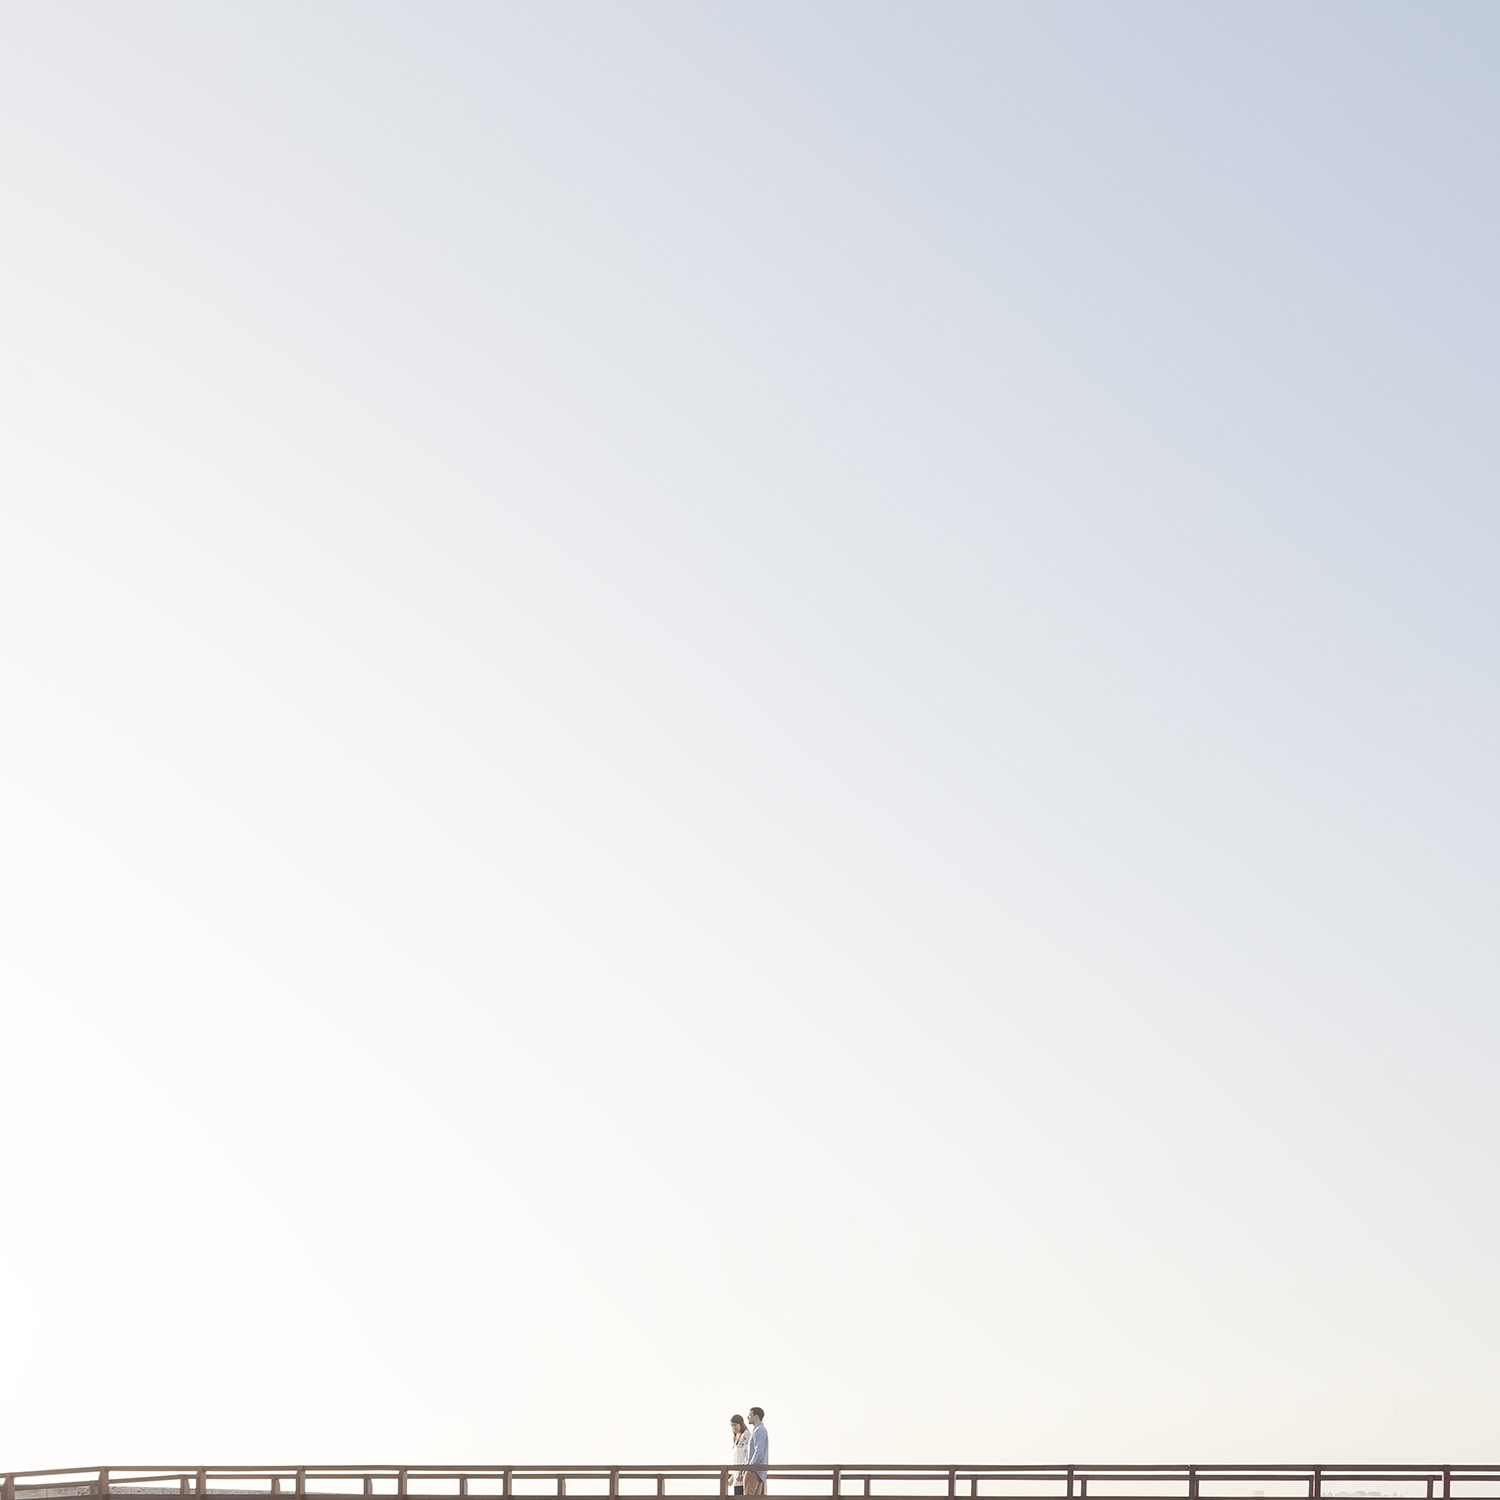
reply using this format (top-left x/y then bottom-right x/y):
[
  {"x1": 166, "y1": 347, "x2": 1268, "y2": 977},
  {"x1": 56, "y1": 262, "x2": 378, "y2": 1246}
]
[
  {"x1": 834, "y1": 1471, "x2": 842, "y2": 1499},
  {"x1": 99, "y1": 1470, "x2": 111, "y2": 1500},
  {"x1": 559, "y1": 1481, "x2": 566, "y2": 1498},
  {"x1": 503, "y1": 1476, "x2": 512, "y2": 1500},
  {"x1": 461, "y1": 1483, "x2": 469, "y2": 1498},
  {"x1": 398, "y1": 1475, "x2": 407, "y2": 1500},
  {"x1": 185, "y1": 1481, "x2": 193, "y2": 1497},
  {"x1": 1444, "y1": 1476, "x2": 1452, "y2": 1500},
  {"x1": 197, "y1": 1471, "x2": 207, "y2": 1500},
  {"x1": 296, "y1": 1474, "x2": 306, "y2": 1500},
  {"x1": 718, "y1": 1473, "x2": 726, "y2": 1498},
  {"x1": 611, "y1": 1474, "x2": 621, "y2": 1500},
  {"x1": 949, "y1": 1473, "x2": 957, "y2": 1500},
  {"x1": 364, "y1": 1485, "x2": 372, "y2": 1498},
  {"x1": 1067, "y1": 1474, "x2": 1074, "y2": 1500},
  {"x1": 1189, "y1": 1472, "x2": 1199, "y2": 1500},
  {"x1": 2, "y1": 1476, "x2": 12, "y2": 1500},
  {"x1": 1310, "y1": 1472, "x2": 1321, "y2": 1500}
]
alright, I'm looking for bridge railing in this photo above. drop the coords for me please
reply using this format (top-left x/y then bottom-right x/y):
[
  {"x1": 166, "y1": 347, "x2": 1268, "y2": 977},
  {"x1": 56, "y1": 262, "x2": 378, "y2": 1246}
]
[{"x1": 5, "y1": 1467, "x2": 1500, "y2": 1500}]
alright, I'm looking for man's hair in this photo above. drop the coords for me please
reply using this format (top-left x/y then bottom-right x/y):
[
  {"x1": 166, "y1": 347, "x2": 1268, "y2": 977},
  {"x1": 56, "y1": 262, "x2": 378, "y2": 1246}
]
[{"x1": 749, "y1": 1407, "x2": 764, "y2": 1421}]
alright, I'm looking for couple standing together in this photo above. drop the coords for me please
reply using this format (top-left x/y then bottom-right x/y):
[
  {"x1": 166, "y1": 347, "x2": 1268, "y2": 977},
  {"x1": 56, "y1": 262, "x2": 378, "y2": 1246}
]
[{"x1": 728, "y1": 1409, "x2": 769, "y2": 1496}]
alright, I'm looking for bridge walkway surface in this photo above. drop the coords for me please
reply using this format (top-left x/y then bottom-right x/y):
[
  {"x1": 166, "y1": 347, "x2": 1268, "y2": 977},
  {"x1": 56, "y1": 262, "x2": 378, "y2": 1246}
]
[{"x1": 7, "y1": 1466, "x2": 1500, "y2": 1500}]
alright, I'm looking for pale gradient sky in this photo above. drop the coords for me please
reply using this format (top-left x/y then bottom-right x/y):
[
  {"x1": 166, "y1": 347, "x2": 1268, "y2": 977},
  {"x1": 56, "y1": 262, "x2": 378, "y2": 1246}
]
[{"x1": 2, "y1": 0, "x2": 1499, "y2": 1471}]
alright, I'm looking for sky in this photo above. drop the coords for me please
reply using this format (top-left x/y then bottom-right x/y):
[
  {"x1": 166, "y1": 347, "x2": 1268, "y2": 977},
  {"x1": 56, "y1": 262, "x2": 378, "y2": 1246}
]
[{"x1": 2, "y1": 0, "x2": 1499, "y2": 1471}]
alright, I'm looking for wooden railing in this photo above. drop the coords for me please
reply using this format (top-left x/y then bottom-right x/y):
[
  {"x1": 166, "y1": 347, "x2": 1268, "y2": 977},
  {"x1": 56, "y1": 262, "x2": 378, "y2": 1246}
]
[{"x1": 5, "y1": 1468, "x2": 1500, "y2": 1500}]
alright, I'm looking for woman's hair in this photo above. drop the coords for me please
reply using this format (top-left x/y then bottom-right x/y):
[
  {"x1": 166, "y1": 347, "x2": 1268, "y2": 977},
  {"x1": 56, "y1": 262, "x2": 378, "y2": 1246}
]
[{"x1": 730, "y1": 1415, "x2": 746, "y2": 1434}]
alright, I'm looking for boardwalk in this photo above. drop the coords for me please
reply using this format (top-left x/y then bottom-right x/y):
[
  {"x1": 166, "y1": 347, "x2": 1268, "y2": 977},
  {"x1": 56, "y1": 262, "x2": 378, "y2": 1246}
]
[{"x1": 7, "y1": 1468, "x2": 1500, "y2": 1500}]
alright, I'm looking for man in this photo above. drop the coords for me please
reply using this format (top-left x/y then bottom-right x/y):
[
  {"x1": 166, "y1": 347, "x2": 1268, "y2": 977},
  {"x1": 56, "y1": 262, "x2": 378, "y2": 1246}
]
[{"x1": 743, "y1": 1408, "x2": 769, "y2": 1496}]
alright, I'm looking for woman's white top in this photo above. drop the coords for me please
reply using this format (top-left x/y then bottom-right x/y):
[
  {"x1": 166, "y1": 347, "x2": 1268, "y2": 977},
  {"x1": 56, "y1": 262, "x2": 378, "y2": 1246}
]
[{"x1": 732, "y1": 1434, "x2": 750, "y2": 1472}]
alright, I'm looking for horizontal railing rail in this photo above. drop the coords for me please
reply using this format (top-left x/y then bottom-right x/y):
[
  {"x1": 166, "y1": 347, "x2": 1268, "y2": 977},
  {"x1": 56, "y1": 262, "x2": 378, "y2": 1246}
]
[{"x1": 7, "y1": 1468, "x2": 1500, "y2": 1500}]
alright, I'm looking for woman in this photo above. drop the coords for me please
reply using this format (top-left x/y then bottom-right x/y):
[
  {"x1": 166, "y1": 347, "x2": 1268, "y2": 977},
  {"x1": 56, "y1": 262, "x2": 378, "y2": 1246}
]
[{"x1": 729, "y1": 1415, "x2": 750, "y2": 1496}]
